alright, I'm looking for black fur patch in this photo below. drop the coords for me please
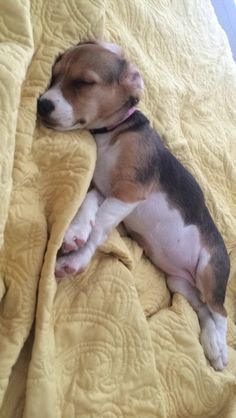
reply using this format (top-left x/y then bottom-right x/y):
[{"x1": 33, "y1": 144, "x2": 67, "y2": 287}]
[
  {"x1": 125, "y1": 110, "x2": 150, "y2": 132},
  {"x1": 159, "y1": 148, "x2": 205, "y2": 225}
]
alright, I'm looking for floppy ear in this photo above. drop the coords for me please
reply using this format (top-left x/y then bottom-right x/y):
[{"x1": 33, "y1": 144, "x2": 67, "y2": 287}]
[
  {"x1": 101, "y1": 42, "x2": 144, "y2": 96},
  {"x1": 121, "y1": 62, "x2": 144, "y2": 99}
]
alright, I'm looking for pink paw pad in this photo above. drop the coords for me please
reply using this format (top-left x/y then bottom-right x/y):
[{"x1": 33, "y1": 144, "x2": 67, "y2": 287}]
[
  {"x1": 62, "y1": 242, "x2": 77, "y2": 253},
  {"x1": 74, "y1": 237, "x2": 85, "y2": 247},
  {"x1": 55, "y1": 269, "x2": 66, "y2": 278},
  {"x1": 64, "y1": 265, "x2": 77, "y2": 275}
]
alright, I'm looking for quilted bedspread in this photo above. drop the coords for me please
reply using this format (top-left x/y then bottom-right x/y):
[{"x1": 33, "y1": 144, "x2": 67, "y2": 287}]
[{"x1": 0, "y1": 0, "x2": 236, "y2": 417}]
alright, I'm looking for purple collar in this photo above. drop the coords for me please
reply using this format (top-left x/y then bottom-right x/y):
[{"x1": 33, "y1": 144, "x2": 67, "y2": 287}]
[{"x1": 90, "y1": 107, "x2": 136, "y2": 135}]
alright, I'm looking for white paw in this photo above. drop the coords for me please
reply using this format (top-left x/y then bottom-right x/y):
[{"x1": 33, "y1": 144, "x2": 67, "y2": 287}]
[
  {"x1": 62, "y1": 217, "x2": 94, "y2": 254},
  {"x1": 200, "y1": 318, "x2": 228, "y2": 371},
  {"x1": 55, "y1": 250, "x2": 91, "y2": 279}
]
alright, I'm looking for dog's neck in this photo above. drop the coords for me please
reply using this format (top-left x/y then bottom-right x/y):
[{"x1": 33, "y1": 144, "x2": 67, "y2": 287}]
[{"x1": 90, "y1": 107, "x2": 136, "y2": 135}]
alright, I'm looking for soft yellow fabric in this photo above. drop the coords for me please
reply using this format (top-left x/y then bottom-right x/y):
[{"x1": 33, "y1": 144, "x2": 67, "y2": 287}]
[{"x1": 0, "y1": 0, "x2": 236, "y2": 417}]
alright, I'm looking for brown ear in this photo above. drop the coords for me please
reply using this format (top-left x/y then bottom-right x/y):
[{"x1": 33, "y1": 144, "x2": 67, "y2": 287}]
[{"x1": 121, "y1": 62, "x2": 144, "y2": 98}]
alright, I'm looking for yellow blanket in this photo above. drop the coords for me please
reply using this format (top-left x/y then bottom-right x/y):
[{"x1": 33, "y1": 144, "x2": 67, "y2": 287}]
[{"x1": 0, "y1": 0, "x2": 236, "y2": 417}]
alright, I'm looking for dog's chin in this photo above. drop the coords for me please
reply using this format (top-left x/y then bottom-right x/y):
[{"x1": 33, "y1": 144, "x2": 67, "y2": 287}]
[
  {"x1": 39, "y1": 119, "x2": 84, "y2": 132},
  {"x1": 50, "y1": 124, "x2": 83, "y2": 132}
]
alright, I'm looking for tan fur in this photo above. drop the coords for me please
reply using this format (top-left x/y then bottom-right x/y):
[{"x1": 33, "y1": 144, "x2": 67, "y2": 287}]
[
  {"x1": 197, "y1": 262, "x2": 227, "y2": 317},
  {"x1": 110, "y1": 132, "x2": 154, "y2": 202}
]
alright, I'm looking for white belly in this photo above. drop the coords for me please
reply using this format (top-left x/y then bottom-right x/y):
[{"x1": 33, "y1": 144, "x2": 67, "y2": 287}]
[{"x1": 124, "y1": 192, "x2": 201, "y2": 283}]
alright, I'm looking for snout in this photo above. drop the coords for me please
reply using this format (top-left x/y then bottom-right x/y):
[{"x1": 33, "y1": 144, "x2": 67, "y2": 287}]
[
  {"x1": 37, "y1": 88, "x2": 75, "y2": 130},
  {"x1": 37, "y1": 97, "x2": 55, "y2": 118}
]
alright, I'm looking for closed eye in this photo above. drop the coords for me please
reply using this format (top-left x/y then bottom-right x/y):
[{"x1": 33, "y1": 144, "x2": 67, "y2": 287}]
[{"x1": 71, "y1": 79, "x2": 96, "y2": 89}]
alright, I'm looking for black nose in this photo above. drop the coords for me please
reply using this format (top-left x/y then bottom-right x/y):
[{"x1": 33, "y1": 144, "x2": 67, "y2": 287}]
[{"x1": 37, "y1": 98, "x2": 55, "y2": 118}]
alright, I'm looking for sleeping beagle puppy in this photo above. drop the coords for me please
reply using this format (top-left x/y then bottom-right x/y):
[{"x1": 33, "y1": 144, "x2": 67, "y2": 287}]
[{"x1": 38, "y1": 40, "x2": 230, "y2": 371}]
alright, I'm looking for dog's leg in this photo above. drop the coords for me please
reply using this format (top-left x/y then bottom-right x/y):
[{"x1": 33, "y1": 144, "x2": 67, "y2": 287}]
[
  {"x1": 167, "y1": 276, "x2": 228, "y2": 370},
  {"x1": 55, "y1": 197, "x2": 139, "y2": 278},
  {"x1": 194, "y1": 249, "x2": 229, "y2": 370},
  {"x1": 62, "y1": 189, "x2": 104, "y2": 253}
]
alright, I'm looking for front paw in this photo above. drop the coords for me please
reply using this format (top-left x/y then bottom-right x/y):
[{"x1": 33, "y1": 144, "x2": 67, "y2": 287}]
[
  {"x1": 55, "y1": 252, "x2": 89, "y2": 279},
  {"x1": 62, "y1": 219, "x2": 94, "y2": 254},
  {"x1": 200, "y1": 320, "x2": 228, "y2": 371}
]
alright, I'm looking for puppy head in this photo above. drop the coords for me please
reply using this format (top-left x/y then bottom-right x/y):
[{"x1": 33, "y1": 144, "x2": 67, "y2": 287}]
[{"x1": 37, "y1": 41, "x2": 144, "y2": 131}]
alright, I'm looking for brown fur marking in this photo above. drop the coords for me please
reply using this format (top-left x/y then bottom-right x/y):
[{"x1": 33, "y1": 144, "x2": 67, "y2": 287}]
[
  {"x1": 111, "y1": 132, "x2": 155, "y2": 202},
  {"x1": 197, "y1": 261, "x2": 228, "y2": 317}
]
